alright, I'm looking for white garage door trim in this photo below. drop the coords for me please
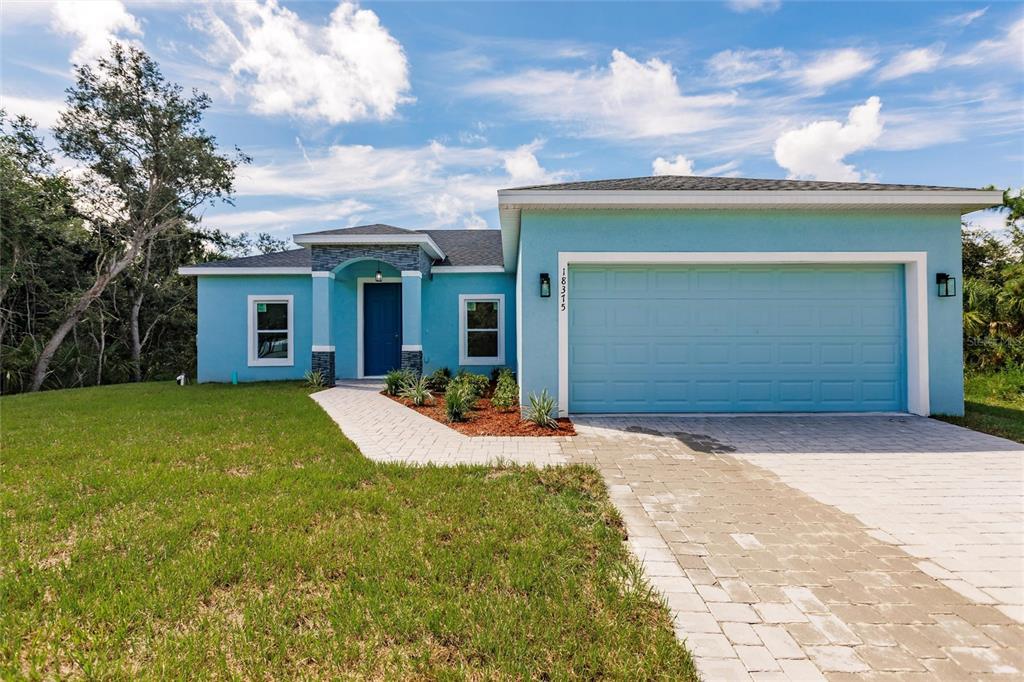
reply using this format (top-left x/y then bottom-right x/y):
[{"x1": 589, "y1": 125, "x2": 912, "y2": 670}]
[{"x1": 556, "y1": 252, "x2": 929, "y2": 417}]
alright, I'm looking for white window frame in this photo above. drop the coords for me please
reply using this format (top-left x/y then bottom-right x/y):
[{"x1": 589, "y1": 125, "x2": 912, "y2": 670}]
[
  {"x1": 459, "y1": 294, "x2": 505, "y2": 366},
  {"x1": 247, "y1": 294, "x2": 294, "y2": 367}
]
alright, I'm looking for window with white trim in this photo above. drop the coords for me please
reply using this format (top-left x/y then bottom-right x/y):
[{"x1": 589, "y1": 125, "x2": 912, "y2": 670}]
[
  {"x1": 459, "y1": 294, "x2": 504, "y2": 365},
  {"x1": 248, "y1": 295, "x2": 294, "y2": 366}
]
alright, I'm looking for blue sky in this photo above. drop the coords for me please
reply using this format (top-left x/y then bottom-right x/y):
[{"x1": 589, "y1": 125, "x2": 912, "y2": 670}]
[{"x1": 2, "y1": 0, "x2": 1022, "y2": 242}]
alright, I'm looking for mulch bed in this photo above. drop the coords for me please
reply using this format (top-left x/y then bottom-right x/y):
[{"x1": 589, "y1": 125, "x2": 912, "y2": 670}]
[{"x1": 383, "y1": 391, "x2": 575, "y2": 437}]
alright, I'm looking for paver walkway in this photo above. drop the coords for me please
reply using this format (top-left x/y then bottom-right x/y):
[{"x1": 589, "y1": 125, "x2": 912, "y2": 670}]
[
  {"x1": 312, "y1": 383, "x2": 1024, "y2": 679},
  {"x1": 312, "y1": 381, "x2": 567, "y2": 466}
]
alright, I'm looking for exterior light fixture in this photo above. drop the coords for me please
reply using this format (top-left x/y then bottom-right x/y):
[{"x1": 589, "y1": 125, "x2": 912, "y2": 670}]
[
  {"x1": 540, "y1": 273, "x2": 551, "y2": 297},
  {"x1": 936, "y1": 272, "x2": 956, "y2": 298},
  {"x1": 374, "y1": 261, "x2": 383, "y2": 283}
]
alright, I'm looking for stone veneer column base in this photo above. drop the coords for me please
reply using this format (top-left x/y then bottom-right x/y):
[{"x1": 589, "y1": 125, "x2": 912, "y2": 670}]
[
  {"x1": 400, "y1": 350, "x2": 423, "y2": 375},
  {"x1": 311, "y1": 351, "x2": 335, "y2": 382}
]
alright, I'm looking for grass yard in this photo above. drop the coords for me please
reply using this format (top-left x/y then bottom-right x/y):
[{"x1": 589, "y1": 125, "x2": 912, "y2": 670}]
[
  {"x1": 936, "y1": 368, "x2": 1024, "y2": 444},
  {"x1": 1, "y1": 382, "x2": 695, "y2": 679}
]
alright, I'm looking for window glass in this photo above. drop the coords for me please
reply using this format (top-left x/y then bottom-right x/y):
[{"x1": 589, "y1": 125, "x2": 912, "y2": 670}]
[
  {"x1": 466, "y1": 300, "x2": 498, "y2": 329},
  {"x1": 467, "y1": 331, "x2": 498, "y2": 357},
  {"x1": 257, "y1": 302, "x2": 288, "y2": 331},
  {"x1": 257, "y1": 332, "x2": 289, "y2": 359}
]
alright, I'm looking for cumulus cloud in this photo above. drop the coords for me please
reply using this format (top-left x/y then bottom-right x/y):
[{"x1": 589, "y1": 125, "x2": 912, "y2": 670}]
[
  {"x1": 207, "y1": 198, "x2": 370, "y2": 232},
  {"x1": 727, "y1": 0, "x2": 781, "y2": 13},
  {"x1": 50, "y1": 0, "x2": 142, "y2": 64},
  {"x1": 231, "y1": 139, "x2": 567, "y2": 230},
  {"x1": 799, "y1": 48, "x2": 876, "y2": 89},
  {"x1": 877, "y1": 47, "x2": 943, "y2": 81},
  {"x1": 773, "y1": 96, "x2": 883, "y2": 181},
  {"x1": 706, "y1": 48, "x2": 793, "y2": 85},
  {"x1": 468, "y1": 49, "x2": 738, "y2": 139},
  {"x1": 194, "y1": 0, "x2": 412, "y2": 124},
  {"x1": 652, "y1": 155, "x2": 696, "y2": 175}
]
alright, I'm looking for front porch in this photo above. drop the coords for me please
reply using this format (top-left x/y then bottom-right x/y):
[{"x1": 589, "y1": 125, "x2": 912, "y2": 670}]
[{"x1": 302, "y1": 230, "x2": 442, "y2": 380}]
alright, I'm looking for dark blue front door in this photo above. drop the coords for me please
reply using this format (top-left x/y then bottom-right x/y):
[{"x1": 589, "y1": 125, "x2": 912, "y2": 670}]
[{"x1": 364, "y1": 283, "x2": 402, "y2": 376}]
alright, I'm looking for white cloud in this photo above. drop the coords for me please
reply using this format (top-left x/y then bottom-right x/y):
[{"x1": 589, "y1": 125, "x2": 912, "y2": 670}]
[
  {"x1": 799, "y1": 48, "x2": 876, "y2": 89},
  {"x1": 877, "y1": 47, "x2": 943, "y2": 81},
  {"x1": 232, "y1": 139, "x2": 567, "y2": 230},
  {"x1": 707, "y1": 48, "x2": 793, "y2": 85},
  {"x1": 727, "y1": 0, "x2": 781, "y2": 13},
  {"x1": 0, "y1": 94, "x2": 64, "y2": 128},
  {"x1": 949, "y1": 17, "x2": 1024, "y2": 67},
  {"x1": 773, "y1": 96, "x2": 884, "y2": 181},
  {"x1": 468, "y1": 49, "x2": 738, "y2": 139},
  {"x1": 194, "y1": 0, "x2": 412, "y2": 124},
  {"x1": 942, "y1": 7, "x2": 988, "y2": 27},
  {"x1": 652, "y1": 154, "x2": 695, "y2": 175},
  {"x1": 50, "y1": 0, "x2": 142, "y2": 64},
  {"x1": 206, "y1": 198, "x2": 370, "y2": 232}
]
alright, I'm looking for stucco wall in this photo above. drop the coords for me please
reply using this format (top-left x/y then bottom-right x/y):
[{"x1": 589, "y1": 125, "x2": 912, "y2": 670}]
[
  {"x1": 197, "y1": 275, "x2": 312, "y2": 383},
  {"x1": 517, "y1": 209, "x2": 965, "y2": 415},
  {"x1": 421, "y1": 271, "x2": 518, "y2": 377}
]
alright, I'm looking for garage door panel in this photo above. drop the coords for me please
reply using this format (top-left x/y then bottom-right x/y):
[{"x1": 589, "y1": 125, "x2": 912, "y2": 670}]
[{"x1": 568, "y1": 264, "x2": 905, "y2": 413}]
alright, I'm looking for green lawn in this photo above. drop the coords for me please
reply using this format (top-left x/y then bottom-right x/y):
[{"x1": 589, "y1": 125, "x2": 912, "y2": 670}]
[
  {"x1": 1, "y1": 382, "x2": 695, "y2": 679},
  {"x1": 936, "y1": 368, "x2": 1024, "y2": 444}
]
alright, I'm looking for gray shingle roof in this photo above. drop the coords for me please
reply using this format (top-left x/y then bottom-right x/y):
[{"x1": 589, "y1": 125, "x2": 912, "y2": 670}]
[
  {"x1": 186, "y1": 228, "x2": 504, "y2": 269},
  {"x1": 187, "y1": 248, "x2": 311, "y2": 269},
  {"x1": 505, "y1": 176, "x2": 982, "y2": 192},
  {"x1": 419, "y1": 229, "x2": 502, "y2": 267},
  {"x1": 296, "y1": 223, "x2": 412, "y2": 235}
]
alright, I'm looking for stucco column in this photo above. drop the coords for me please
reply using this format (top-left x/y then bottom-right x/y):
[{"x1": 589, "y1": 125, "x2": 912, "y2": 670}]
[
  {"x1": 311, "y1": 272, "x2": 335, "y2": 380},
  {"x1": 400, "y1": 270, "x2": 423, "y2": 375}
]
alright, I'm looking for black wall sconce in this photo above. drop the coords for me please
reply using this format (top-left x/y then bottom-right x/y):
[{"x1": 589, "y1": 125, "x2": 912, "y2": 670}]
[
  {"x1": 539, "y1": 273, "x2": 551, "y2": 297},
  {"x1": 936, "y1": 273, "x2": 957, "y2": 297}
]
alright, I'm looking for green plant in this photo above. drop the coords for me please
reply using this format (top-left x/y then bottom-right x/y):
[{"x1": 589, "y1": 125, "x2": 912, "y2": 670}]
[
  {"x1": 384, "y1": 369, "x2": 414, "y2": 396},
  {"x1": 303, "y1": 369, "x2": 327, "y2": 388},
  {"x1": 453, "y1": 370, "x2": 490, "y2": 399},
  {"x1": 444, "y1": 381, "x2": 474, "y2": 422},
  {"x1": 491, "y1": 370, "x2": 519, "y2": 411},
  {"x1": 400, "y1": 376, "x2": 434, "y2": 406},
  {"x1": 524, "y1": 390, "x2": 558, "y2": 429},
  {"x1": 425, "y1": 367, "x2": 451, "y2": 392}
]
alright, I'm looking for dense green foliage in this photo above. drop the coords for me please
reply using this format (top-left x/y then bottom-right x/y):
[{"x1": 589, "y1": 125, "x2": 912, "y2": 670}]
[
  {"x1": 451, "y1": 369, "x2": 490, "y2": 400},
  {"x1": 962, "y1": 190, "x2": 1024, "y2": 369},
  {"x1": 0, "y1": 46, "x2": 281, "y2": 395},
  {"x1": 0, "y1": 382, "x2": 696, "y2": 678},
  {"x1": 383, "y1": 368, "x2": 414, "y2": 396},
  {"x1": 425, "y1": 366, "x2": 451, "y2": 392},
  {"x1": 399, "y1": 375, "x2": 434, "y2": 406}
]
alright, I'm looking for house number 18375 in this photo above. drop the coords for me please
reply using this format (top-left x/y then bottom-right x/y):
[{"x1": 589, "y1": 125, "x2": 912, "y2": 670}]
[{"x1": 559, "y1": 267, "x2": 567, "y2": 312}]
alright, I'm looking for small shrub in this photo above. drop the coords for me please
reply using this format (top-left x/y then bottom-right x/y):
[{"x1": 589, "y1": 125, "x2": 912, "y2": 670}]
[
  {"x1": 453, "y1": 370, "x2": 490, "y2": 399},
  {"x1": 400, "y1": 376, "x2": 434, "y2": 406},
  {"x1": 384, "y1": 369, "x2": 414, "y2": 396},
  {"x1": 425, "y1": 367, "x2": 451, "y2": 392},
  {"x1": 524, "y1": 389, "x2": 558, "y2": 429},
  {"x1": 303, "y1": 369, "x2": 327, "y2": 388},
  {"x1": 444, "y1": 381, "x2": 474, "y2": 422},
  {"x1": 491, "y1": 370, "x2": 519, "y2": 411}
]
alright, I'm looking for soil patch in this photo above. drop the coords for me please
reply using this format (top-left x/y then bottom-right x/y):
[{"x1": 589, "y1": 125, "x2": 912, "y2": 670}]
[{"x1": 383, "y1": 391, "x2": 575, "y2": 437}]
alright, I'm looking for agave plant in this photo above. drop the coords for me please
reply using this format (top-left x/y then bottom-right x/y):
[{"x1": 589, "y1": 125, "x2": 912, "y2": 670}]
[
  {"x1": 303, "y1": 369, "x2": 327, "y2": 388},
  {"x1": 524, "y1": 389, "x2": 557, "y2": 429},
  {"x1": 399, "y1": 376, "x2": 433, "y2": 406}
]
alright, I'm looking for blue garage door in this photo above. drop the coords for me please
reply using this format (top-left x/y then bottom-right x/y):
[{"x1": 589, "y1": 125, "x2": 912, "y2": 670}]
[{"x1": 569, "y1": 264, "x2": 906, "y2": 413}]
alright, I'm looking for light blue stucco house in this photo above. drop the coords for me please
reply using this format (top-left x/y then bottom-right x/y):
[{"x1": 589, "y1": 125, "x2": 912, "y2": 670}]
[{"x1": 180, "y1": 176, "x2": 1001, "y2": 417}]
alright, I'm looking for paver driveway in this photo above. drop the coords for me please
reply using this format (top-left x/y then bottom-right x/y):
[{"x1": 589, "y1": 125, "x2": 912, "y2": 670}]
[
  {"x1": 566, "y1": 416, "x2": 1024, "y2": 680},
  {"x1": 313, "y1": 384, "x2": 1024, "y2": 679}
]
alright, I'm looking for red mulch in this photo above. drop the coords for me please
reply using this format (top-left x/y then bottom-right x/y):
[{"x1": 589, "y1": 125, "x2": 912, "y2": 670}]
[{"x1": 383, "y1": 391, "x2": 575, "y2": 437}]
